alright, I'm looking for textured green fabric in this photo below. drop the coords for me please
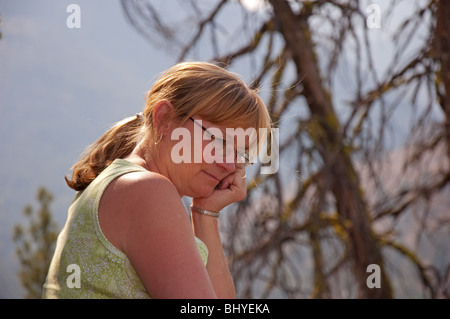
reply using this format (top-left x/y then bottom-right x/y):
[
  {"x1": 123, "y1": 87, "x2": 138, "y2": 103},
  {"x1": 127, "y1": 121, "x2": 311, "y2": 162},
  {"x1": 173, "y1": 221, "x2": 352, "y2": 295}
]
[{"x1": 43, "y1": 159, "x2": 208, "y2": 298}]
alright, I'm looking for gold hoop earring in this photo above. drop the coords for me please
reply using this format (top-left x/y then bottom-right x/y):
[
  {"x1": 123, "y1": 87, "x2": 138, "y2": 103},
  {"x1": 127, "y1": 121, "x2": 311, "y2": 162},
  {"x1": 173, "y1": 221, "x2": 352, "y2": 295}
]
[{"x1": 155, "y1": 133, "x2": 163, "y2": 145}]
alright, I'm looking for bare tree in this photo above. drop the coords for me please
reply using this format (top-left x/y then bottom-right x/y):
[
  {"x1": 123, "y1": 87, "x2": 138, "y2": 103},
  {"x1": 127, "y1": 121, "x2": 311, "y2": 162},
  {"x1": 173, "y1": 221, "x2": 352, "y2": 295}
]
[{"x1": 121, "y1": 0, "x2": 450, "y2": 298}]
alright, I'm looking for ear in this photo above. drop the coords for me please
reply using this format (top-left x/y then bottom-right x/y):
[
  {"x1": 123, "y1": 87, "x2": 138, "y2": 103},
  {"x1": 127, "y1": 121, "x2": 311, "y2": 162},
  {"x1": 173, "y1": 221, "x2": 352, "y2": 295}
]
[{"x1": 152, "y1": 100, "x2": 175, "y2": 135}]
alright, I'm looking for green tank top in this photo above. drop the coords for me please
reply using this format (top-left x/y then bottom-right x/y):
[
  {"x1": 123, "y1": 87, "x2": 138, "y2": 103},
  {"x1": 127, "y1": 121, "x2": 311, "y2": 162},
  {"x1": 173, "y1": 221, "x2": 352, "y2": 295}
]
[{"x1": 42, "y1": 159, "x2": 209, "y2": 298}]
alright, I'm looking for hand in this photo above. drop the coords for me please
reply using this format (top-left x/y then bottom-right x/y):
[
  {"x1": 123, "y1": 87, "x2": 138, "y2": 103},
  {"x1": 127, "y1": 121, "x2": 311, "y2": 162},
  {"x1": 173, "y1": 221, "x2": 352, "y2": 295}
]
[{"x1": 192, "y1": 170, "x2": 247, "y2": 213}]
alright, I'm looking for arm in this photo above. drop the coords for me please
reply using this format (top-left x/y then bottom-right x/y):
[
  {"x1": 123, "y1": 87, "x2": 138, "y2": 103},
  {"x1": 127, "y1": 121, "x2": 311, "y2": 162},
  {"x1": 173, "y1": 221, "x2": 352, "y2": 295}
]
[
  {"x1": 191, "y1": 210, "x2": 236, "y2": 299},
  {"x1": 191, "y1": 171, "x2": 247, "y2": 299},
  {"x1": 120, "y1": 173, "x2": 218, "y2": 298}
]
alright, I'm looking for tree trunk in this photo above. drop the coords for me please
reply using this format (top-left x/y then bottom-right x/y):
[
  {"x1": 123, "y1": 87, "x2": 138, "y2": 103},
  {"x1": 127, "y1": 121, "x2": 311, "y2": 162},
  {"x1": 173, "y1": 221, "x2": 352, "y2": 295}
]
[
  {"x1": 433, "y1": 0, "x2": 450, "y2": 163},
  {"x1": 268, "y1": 0, "x2": 393, "y2": 298}
]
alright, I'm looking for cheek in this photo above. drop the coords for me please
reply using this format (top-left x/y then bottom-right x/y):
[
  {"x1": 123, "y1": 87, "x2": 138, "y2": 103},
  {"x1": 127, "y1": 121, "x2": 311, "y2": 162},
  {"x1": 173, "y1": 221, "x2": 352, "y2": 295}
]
[
  {"x1": 173, "y1": 163, "x2": 196, "y2": 183},
  {"x1": 172, "y1": 164, "x2": 211, "y2": 195}
]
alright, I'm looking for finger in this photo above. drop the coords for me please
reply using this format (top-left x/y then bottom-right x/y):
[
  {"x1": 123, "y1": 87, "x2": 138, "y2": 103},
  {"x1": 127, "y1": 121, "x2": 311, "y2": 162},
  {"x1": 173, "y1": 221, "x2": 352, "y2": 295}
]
[
  {"x1": 219, "y1": 172, "x2": 240, "y2": 190},
  {"x1": 195, "y1": 172, "x2": 247, "y2": 211},
  {"x1": 222, "y1": 172, "x2": 247, "y2": 200},
  {"x1": 219, "y1": 174, "x2": 233, "y2": 190}
]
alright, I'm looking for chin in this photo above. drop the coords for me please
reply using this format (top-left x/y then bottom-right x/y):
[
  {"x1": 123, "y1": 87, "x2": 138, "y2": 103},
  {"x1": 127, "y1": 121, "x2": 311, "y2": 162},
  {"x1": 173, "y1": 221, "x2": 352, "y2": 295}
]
[{"x1": 192, "y1": 184, "x2": 216, "y2": 198}]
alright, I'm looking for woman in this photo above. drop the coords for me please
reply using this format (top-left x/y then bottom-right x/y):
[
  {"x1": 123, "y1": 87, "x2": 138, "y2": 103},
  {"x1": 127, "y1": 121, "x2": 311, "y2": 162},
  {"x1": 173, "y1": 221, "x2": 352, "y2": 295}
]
[{"x1": 43, "y1": 61, "x2": 271, "y2": 298}]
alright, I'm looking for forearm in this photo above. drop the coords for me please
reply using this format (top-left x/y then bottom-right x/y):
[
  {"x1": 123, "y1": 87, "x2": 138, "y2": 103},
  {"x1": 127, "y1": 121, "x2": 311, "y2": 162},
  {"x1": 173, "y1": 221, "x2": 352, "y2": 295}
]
[{"x1": 191, "y1": 210, "x2": 236, "y2": 299}]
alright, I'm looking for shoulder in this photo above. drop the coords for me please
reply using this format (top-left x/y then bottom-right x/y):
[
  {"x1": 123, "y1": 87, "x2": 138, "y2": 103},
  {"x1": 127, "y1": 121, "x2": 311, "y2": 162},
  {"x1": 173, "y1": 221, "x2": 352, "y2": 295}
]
[
  {"x1": 98, "y1": 169, "x2": 185, "y2": 251},
  {"x1": 113, "y1": 170, "x2": 188, "y2": 227},
  {"x1": 112, "y1": 166, "x2": 173, "y2": 189},
  {"x1": 114, "y1": 170, "x2": 179, "y2": 203},
  {"x1": 105, "y1": 169, "x2": 193, "y2": 254},
  {"x1": 101, "y1": 170, "x2": 216, "y2": 298},
  {"x1": 111, "y1": 169, "x2": 189, "y2": 237}
]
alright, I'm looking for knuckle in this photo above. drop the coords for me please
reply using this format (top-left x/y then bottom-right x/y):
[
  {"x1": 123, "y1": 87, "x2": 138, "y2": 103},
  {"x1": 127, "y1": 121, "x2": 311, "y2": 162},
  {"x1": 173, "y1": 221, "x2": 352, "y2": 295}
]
[{"x1": 238, "y1": 188, "x2": 247, "y2": 201}]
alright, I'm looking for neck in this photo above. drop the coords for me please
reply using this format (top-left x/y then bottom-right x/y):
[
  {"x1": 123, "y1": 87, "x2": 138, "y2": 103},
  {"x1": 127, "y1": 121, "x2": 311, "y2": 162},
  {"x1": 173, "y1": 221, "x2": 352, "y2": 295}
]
[
  {"x1": 123, "y1": 141, "x2": 185, "y2": 198},
  {"x1": 122, "y1": 138, "x2": 155, "y2": 169}
]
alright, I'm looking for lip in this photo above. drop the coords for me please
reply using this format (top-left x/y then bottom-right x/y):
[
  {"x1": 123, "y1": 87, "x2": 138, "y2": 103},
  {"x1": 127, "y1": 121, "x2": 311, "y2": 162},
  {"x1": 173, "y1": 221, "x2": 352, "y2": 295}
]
[{"x1": 202, "y1": 170, "x2": 220, "y2": 182}]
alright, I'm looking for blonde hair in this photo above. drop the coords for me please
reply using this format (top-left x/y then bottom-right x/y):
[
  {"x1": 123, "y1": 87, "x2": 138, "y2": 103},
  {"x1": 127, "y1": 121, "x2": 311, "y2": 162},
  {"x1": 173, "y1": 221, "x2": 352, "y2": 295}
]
[{"x1": 65, "y1": 61, "x2": 271, "y2": 191}]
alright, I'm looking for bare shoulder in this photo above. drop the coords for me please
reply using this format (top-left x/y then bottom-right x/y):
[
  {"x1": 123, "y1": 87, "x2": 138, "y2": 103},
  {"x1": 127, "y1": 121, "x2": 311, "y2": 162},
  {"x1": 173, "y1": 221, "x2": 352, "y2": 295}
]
[
  {"x1": 115, "y1": 170, "x2": 188, "y2": 226},
  {"x1": 99, "y1": 169, "x2": 216, "y2": 298},
  {"x1": 98, "y1": 170, "x2": 186, "y2": 254},
  {"x1": 108, "y1": 171, "x2": 215, "y2": 298},
  {"x1": 114, "y1": 170, "x2": 179, "y2": 202},
  {"x1": 110, "y1": 170, "x2": 190, "y2": 236}
]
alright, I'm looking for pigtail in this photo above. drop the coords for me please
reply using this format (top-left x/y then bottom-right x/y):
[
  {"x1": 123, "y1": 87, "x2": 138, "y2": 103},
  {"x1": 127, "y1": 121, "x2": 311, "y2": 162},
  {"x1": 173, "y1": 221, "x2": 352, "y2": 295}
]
[{"x1": 65, "y1": 115, "x2": 143, "y2": 191}]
